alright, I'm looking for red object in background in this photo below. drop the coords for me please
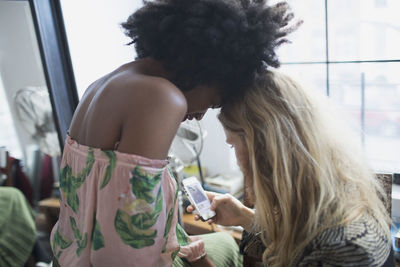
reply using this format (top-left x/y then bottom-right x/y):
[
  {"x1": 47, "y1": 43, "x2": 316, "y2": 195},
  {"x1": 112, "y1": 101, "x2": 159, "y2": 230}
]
[
  {"x1": 0, "y1": 154, "x2": 56, "y2": 205},
  {"x1": 346, "y1": 108, "x2": 400, "y2": 137},
  {"x1": 0, "y1": 157, "x2": 34, "y2": 205}
]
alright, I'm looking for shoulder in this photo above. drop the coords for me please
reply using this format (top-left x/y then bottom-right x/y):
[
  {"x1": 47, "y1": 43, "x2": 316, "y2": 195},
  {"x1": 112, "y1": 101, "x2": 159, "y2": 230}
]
[
  {"x1": 115, "y1": 74, "x2": 187, "y2": 116},
  {"x1": 111, "y1": 75, "x2": 188, "y2": 159},
  {"x1": 296, "y1": 217, "x2": 392, "y2": 267}
]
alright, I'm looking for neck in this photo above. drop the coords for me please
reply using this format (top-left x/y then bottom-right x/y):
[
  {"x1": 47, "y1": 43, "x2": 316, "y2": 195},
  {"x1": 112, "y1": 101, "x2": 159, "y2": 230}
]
[{"x1": 132, "y1": 57, "x2": 171, "y2": 80}]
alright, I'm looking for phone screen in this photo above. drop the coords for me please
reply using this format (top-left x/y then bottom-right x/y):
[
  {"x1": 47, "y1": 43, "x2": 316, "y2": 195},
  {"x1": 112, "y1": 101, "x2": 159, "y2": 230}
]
[
  {"x1": 183, "y1": 177, "x2": 216, "y2": 221},
  {"x1": 186, "y1": 183, "x2": 207, "y2": 204}
]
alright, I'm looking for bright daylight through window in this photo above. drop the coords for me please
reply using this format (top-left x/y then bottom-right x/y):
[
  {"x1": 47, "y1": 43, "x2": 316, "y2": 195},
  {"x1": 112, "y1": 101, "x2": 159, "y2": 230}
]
[{"x1": 275, "y1": 0, "x2": 400, "y2": 173}]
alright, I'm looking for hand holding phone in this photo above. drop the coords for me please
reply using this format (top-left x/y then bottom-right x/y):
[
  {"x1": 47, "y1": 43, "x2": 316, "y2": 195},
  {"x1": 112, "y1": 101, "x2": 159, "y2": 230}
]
[
  {"x1": 182, "y1": 177, "x2": 216, "y2": 221},
  {"x1": 186, "y1": 188, "x2": 255, "y2": 231}
]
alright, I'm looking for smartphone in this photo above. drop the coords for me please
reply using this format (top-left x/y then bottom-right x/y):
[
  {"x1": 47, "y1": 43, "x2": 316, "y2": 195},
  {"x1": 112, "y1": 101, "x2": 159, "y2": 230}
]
[{"x1": 182, "y1": 177, "x2": 216, "y2": 221}]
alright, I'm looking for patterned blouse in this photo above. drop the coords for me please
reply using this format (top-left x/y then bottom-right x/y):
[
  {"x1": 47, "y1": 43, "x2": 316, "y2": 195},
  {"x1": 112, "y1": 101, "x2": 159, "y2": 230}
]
[
  {"x1": 240, "y1": 215, "x2": 395, "y2": 266},
  {"x1": 51, "y1": 135, "x2": 191, "y2": 267}
]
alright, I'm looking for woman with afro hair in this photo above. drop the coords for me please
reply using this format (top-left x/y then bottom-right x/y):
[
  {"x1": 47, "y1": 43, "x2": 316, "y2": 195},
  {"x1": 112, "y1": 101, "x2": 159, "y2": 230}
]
[{"x1": 50, "y1": 0, "x2": 299, "y2": 266}]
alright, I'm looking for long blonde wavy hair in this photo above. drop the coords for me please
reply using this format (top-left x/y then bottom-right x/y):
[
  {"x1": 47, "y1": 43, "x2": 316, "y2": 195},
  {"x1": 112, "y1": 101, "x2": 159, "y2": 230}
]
[{"x1": 218, "y1": 70, "x2": 391, "y2": 266}]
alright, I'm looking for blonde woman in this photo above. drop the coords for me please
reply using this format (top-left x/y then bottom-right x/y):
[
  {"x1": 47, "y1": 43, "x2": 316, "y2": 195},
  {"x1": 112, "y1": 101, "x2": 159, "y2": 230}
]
[{"x1": 188, "y1": 70, "x2": 394, "y2": 266}]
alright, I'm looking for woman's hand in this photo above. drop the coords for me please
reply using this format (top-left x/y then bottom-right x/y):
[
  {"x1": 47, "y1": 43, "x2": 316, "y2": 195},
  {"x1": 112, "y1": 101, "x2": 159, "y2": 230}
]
[
  {"x1": 186, "y1": 191, "x2": 255, "y2": 231},
  {"x1": 178, "y1": 236, "x2": 216, "y2": 267},
  {"x1": 178, "y1": 236, "x2": 206, "y2": 262}
]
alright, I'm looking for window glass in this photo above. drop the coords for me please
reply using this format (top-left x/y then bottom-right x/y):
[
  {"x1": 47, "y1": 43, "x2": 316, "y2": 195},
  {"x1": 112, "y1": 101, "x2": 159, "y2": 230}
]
[
  {"x1": 279, "y1": 64, "x2": 327, "y2": 95},
  {"x1": 0, "y1": 1, "x2": 57, "y2": 160},
  {"x1": 328, "y1": 0, "x2": 400, "y2": 61},
  {"x1": 274, "y1": 0, "x2": 326, "y2": 63},
  {"x1": 60, "y1": 0, "x2": 143, "y2": 98},
  {"x1": 329, "y1": 63, "x2": 400, "y2": 172},
  {"x1": 0, "y1": 1, "x2": 60, "y2": 191},
  {"x1": 0, "y1": 77, "x2": 22, "y2": 159}
]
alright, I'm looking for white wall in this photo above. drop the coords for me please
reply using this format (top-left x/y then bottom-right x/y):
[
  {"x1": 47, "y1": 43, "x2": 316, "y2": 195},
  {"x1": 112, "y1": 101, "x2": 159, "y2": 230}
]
[
  {"x1": 60, "y1": 0, "x2": 238, "y2": 176},
  {"x1": 0, "y1": 2, "x2": 47, "y2": 160},
  {"x1": 60, "y1": 0, "x2": 142, "y2": 97},
  {"x1": 199, "y1": 109, "x2": 240, "y2": 177}
]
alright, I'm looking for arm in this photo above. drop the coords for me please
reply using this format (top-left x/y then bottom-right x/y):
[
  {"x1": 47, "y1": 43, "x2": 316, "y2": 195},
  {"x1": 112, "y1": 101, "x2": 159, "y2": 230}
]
[{"x1": 239, "y1": 205, "x2": 255, "y2": 232}]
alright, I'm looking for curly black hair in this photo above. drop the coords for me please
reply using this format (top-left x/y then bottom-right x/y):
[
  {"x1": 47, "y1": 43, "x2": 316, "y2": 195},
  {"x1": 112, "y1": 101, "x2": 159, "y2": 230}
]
[{"x1": 121, "y1": 0, "x2": 299, "y2": 103}]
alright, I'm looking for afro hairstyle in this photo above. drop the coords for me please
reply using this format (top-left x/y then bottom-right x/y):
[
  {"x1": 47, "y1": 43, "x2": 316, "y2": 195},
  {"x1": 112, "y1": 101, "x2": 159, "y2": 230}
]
[{"x1": 121, "y1": 0, "x2": 300, "y2": 103}]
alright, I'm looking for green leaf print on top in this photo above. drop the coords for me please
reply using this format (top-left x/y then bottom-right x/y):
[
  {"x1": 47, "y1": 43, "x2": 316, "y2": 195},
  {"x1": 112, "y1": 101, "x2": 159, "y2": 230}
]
[
  {"x1": 176, "y1": 223, "x2": 190, "y2": 246},
  {"x1": 130, "y1": 166, "x2": 162, "y2": 203},
  {"x1": 161, "y1": 208, "x2": 174, "y2": 253},
  {"x1": 131, "y1": 186, "x2": 163, "y2": 229},
  {"x1": 52, "y1": 226, "x2": 72, "y2": 259},
  {"x1": 100, "y1": 151, "x2": 116, "y2": 189},
  {"x1": 161, "y1": 170, "x2": 179, "y2": 253},
  {"x1": 59, "y1": 148, "x2": 95, "y2": 213},
  {"x1": 115, "y1": 209, "x2": 157, "y2": 249},
  {"x1": 92, "y1": 218, "x2": 105, "y2": 250},
  {"x1": 70, "y1": 216, "x2": 88, "y2": 257},
  {"x1": 66, "y1": 190, "x2": 79, "y2": 215},
  {"x1": 115, "y1": 167, "x2": 164, "y2": 249}
]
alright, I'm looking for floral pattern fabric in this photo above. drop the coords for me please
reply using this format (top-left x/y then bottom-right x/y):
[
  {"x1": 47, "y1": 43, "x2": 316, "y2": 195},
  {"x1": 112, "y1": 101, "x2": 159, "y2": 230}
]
[{"x1": 50, "y1": 135, "x2": 187, "y2": 267}]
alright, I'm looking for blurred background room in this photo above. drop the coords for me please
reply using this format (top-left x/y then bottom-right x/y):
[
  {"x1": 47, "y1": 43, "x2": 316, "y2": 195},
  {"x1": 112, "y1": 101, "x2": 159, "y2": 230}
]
[{"x1": 0, "y1": 0, "x2": 399, "y2": 266}]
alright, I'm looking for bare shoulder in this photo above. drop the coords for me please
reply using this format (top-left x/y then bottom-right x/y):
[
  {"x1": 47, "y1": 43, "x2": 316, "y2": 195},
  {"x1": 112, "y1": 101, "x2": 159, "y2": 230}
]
[
  {"x1": 114, "y1": 75, "x2": 188, "y2": 159},
  {"x1": 110, "y1": 75, "x2": 186, "y2": 114},
  {"x1": 116, "y1": 75, "x2": 188, "y2": 124},
  {"x1": 137, "y1": 75, "x2": 186, "y2": 110}
]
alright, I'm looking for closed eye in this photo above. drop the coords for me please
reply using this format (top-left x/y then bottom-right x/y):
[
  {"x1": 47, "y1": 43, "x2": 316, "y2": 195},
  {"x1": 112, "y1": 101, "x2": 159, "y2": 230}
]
[{"x1": 211, "y1": 104, "x2": 221, "y2": 109}]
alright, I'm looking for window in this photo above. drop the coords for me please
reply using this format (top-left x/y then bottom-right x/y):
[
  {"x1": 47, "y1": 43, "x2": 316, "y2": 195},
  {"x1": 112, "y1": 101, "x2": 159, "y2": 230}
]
[
  {"x1": 375, "y1": 0, "x2": 387, "y2": 8},
  {"x1": 60, "y1": 0, "x2": 142, "y2": 98},
  {"x1": 0, "y1": 76, "x2": 22, "y2": 159},
  {"x1": 276, "y1": 0, "x2": 400, "y2": 172}
]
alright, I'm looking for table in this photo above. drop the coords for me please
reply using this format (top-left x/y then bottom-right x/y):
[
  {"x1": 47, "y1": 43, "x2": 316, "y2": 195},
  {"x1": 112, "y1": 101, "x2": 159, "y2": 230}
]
[{"x1": 38, "y1": 197, "x2": 60, "y2": 233}]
